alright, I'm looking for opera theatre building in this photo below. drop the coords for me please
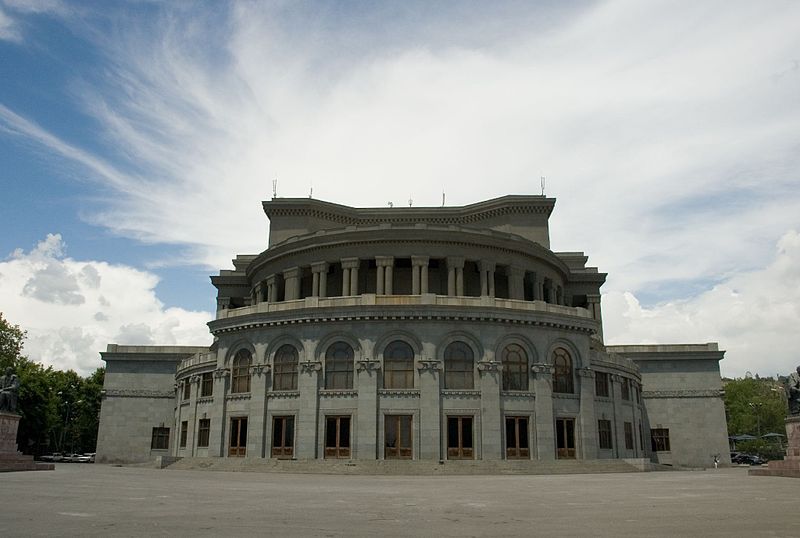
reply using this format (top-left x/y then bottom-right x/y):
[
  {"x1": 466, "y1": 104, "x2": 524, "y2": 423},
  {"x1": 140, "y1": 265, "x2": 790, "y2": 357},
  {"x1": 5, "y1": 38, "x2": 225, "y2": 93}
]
[{"x1": 96, "y1": 195, "x2": 731, "y2": 469}]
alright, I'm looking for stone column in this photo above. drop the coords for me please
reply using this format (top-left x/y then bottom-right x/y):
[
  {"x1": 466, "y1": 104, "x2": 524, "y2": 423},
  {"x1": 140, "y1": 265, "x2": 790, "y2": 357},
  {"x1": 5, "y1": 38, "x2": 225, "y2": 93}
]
[
  {"x1": 411, "y1": 256, "x2": 429, "y2": 294},
  {"x1": 266, "y1": 274, "x2": 278, "y2": 303},
  {"x1": 631, "y1": 383, "x2": 642, "y2": 456},
  {"x1": 587, "y1": 294, "x2": 603, "y2": 340},
  {"x1": 186, "y1": 375, "x2": 201, "y2": 456},
  {"x1": 508, "y1": 266, "x2": 525, "y2": 300},
  {"x1": 376, "y1": 256, "x2": 394, "y2": 295},
  {"x1": 296, "y1": 355, "x2": 321, "y2": 459},
  {"x1": 447, "y1": 256, "x2": 464, "y2": 296},
  {"x1": 341, "y1": 257, "x2": 360, "y2": 296},
  {"x1": 253, "y1": 281, "x2": 265, "y2": 304},
  {"x1": 532, "y1": 364, "x2": 556, "y2": 461},
  {"x1": 356, "y1": 354, "x2": 380, "y2": 459},
  {"x1": 248, "y1": 364, "x2": 269, "y2": 459},
  {"x1": 610, "y1": 374, "x2": 625, "y2": 458},
  {"x1": 577, "y1": 367, "x2": 597, "y2": 459},
  {"x1": 479, "y1": 260, "x2": 496, "y2": 297},
  {"x1": 283, "y1": 267, "x2": 301, "y2": 301},
  {"x1": 311, "y1": 262, "x2": 328, "y2": 298},
  {"x1": 418, "y1": 354, "x2": 442, "y2": 460},
  {"x1": 478, "y1": 355, "x2": 503, "y2": 460},
  {"x1": 207, "y1": 368, "x2": 229, "y2": 457}
]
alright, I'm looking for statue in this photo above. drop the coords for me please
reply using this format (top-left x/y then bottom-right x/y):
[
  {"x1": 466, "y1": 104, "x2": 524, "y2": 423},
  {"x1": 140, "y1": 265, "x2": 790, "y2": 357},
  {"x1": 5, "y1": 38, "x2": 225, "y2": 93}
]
[
  {"x1": 0, "y1": 367, "x2": 20, "y2": 414},
  {"x1": 788, "y1": 365, "x2": 800, "y2": 416}
]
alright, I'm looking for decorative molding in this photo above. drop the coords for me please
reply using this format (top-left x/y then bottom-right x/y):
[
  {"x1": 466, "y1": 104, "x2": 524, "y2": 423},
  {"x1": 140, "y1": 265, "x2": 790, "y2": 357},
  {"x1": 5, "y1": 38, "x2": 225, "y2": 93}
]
[
  {"x1": 576, "y1": 367, "x2": 595, "y2": 378},
  {"x1": 214, "y1": 368, "x2": 230, "y2": 379},
  {"x1": 196, "y1": 396, "x2": 214, "y2": 404},
  {"x1": 225, "y1": 393, "x2": 251, "y2": 401},
  {"x1": 378, "y1": 389, "x2": 420, "y2": 398},
  {"x1": 417, "y1": 359, "x2": 441, "y2": 373},
  {"x1": 250, "y1": 364, "x2": 271, "y2": 376},
  {"x1": 441, "y1": 389, "x2": 481, "y2": 398},
  {"x1": 103, "y1": 389, "x2": 174, "y2": 399},
  {"x1": 267, "y1": 391, "x2": 300, "y2": 399},
  {"x1": 189, "y1": 375, "x2": 202, "y2": 384},
  {"x1": 500, "y1": 391, "x2": 535, "y2": 398},
  {"x1": 531, "y1": 363, "x2": 554, "y2": 375},
  {"x1": 356, "y1": 359, "x2": 381, "y2": 372},
  {"x1": 643, "y1": 389, "x2": 724, "y2": 399},
  {"x1": 299, "y1": 361, "x2": 322, "y2": 374},
  {"x1": 552, "y1": 393, "x2": 580, "y2": 400},
  {"x1": 477, "y1": 360, "x2": 502, "y2": 373},
  {"x1": 319, "y1": 389, "x2": 358, "y2": 398}
]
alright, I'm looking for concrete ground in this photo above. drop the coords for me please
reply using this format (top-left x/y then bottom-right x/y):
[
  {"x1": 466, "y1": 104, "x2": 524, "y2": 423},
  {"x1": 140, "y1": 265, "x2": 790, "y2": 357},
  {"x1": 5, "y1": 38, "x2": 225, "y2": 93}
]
[{"x1": 1, "y1": 465, "x2": 796, "y2": 537}]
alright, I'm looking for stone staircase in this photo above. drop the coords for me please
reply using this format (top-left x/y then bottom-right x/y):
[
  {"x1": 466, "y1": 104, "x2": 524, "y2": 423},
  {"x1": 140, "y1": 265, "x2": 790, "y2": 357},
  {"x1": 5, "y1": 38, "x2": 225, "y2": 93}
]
[{"x1": 167, "y1": 457, "x2": 661, "y2": 475}]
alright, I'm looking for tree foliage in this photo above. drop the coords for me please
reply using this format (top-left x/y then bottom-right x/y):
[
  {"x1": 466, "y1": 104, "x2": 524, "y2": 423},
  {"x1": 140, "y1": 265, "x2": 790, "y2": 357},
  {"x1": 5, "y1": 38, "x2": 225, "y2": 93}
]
[
  {"x1": 724, "y1": 376, "x2": 787, "y2": 437},
  {"x1": 0, "y1": 312, "x2": 104, "y2": 455}
]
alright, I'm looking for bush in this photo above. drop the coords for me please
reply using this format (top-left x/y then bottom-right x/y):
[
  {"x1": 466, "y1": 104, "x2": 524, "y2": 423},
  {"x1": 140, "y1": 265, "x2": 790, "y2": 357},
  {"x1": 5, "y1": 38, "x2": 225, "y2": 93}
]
[{"x1": 735, "y1": 439, "x2": 785, "y2": 461}]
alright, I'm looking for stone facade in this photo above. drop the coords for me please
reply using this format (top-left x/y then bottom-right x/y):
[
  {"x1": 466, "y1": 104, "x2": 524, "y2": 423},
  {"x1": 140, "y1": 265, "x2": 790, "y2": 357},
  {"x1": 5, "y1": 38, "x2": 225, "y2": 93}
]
[{"x1": 96, "y1": 195, "x2": 730, "y2": 468}]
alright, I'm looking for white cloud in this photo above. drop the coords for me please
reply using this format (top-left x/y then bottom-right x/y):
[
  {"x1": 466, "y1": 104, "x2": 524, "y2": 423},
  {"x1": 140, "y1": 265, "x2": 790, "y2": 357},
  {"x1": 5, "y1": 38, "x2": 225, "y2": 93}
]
[
  {"x1": 604, "y1": 230, "x2": 800, "y2": 378},
  {"x1": 0, "y1": 6, "x2": 21, "y2": 41},
  {"x1": 0, "y1": 0, "x2": 69, "y2": 42},
  {"x1": 0, "y1": 235, "x2": 212, "y2": 374}
]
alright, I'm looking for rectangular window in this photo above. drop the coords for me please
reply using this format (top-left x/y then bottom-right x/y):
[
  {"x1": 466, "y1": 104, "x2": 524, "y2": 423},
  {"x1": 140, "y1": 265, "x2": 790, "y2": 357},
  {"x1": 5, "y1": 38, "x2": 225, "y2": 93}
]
[
  {"x1": 179, "y1": 421, "x2": 188, "y2": 448},
  {"x1": 639, "y1": 422, "x2": 644, "y2": 452},
  {"x1": 272, "y1": 416, "x2": 295, "y2": 458},
  {"x1": 624, "y1": 422, "x2": 634, "y2": 450},
  {"x1": 447, "y1": 416, "x2": 474, "y2": 460},
  {"x1": 197, "y1": 419, "x2": 210, "y2": 448},
  {"x1": 595, "y1": 372, "x2": 609, "y2": 397},
  {"x1": 598, "y1": 419, "x2": 613, "y2": 449},
  {"x1": 384, "y1": 415, "x2": 413, "y2": 459},
  {"x1": 151, "y1": 427, "x2": 169, "y2": 450},
  {"x1": 201, "y1": 372, "x2": 213, "y2": 397},
  {"x1": 651, "y1": 428, "x2": 671, "y2": 452},
  {"x1": 635, "y1": 384, "x2": 640, "y2": 403},
  {"x1": 505, "y1": 416, "x2": 530, "y2": 459},
  {"x1": 325, "y1": 416, "x2": 351, "y2": 459},
  {"x1": 621, "y1": 378, "x2": 631, "y2": 401},
  {"x1": 182, "y1": 382, "x2": 191, "y2": 401},
  {"x1": 556, "y1": 418, "x2": 576, "y2": 459}
]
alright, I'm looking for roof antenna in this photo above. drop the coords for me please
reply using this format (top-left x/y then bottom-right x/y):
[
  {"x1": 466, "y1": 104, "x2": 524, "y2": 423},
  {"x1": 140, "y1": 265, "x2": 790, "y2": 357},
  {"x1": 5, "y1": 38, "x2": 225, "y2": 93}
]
[
  {"x1": 442, "y1": 190, "x2": 446, "y2": 207},
  {"x1": 388, "y1": 201, "x2": 393, "y2": 208},
  {"x1": 309, "y1": 183, "x2": 313, "y2": 199},
  {"x1": 408, "y1": 196, "x2": 413, "y2": 207},
  {"x1": 540, "y1": 176, "x2": 546, "y2": 196},
  {"x1": 272, "y1": 179, "x2": 278, "y2": 199}
]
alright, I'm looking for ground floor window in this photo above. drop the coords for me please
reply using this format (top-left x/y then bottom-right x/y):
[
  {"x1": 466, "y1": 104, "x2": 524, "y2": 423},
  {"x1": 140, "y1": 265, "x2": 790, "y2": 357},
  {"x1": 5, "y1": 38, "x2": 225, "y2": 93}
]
[
  {"x1": 556, "y1": 418, "x2": 576, "y2": 459},
  {"x1": 651, "y1": 428, "x2": 670, "y2": 452},
  {"x1": 384, "y1": 415, "x2": 413, "y2": 459},
  {"x1": 151, "y1": 427, "x2": 169, "y2": 450},
  {"x1": 197, "y1": 419, "x2": 210, "y2": 448},
  {"x1": 229, "y1": 417, "x2": 248, "y2": 457},
  {"x1": 598, "y1": 419, "x2": 613, "y2": 449},
  {"x1": 447, "y1": 416, "x2": 474, "y2": 460},
  {"x1": 272, "y1": 416, "x2": 295, "y2": 458},
  {"x1": 624, "y1": 422, "x2": 634, "y2": 450},
  {"x1": 179, "y1": 421, "x2": 188, "y2": 448},
  {"x1": 325, "y1": 416, "x2": 351, "y2": 458},
  {"x1": 505, "y1": 416, "x2": 530, "y2": 459}
]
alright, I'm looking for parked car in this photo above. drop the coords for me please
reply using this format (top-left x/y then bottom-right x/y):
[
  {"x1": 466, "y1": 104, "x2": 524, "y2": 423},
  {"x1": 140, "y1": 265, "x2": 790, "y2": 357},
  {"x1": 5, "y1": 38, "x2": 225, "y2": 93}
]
[
  {"x1": 84, "y1": 452, "x2": 96, "y2": 463},
  {"x1": 50, "y1": 452, "x2": 65, "y2": 462},
  {"x1": 75, "y1": 454, "x2": 93, "y2": 463},
  {"x1": 733, "y1": 453, "x2": 765, "y2": 465}
]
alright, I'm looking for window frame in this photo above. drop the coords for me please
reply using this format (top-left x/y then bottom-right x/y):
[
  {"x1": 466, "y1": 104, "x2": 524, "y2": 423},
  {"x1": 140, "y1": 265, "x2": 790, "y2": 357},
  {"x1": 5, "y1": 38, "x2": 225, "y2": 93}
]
[
  {"x1": 444, "y1": 341, "x2": 474, "y2": 390},
  {"x1": 595, "y1": 371, "x2": 610, "y2": 398},
  {"x1": 501, "y1": 344, "x2": 528, "y2": 391},
  {"x1": 383, "y1": 340, "x2": 415, "y2": 389},
  {"x1": 200, "y1": 372, "x2": 213, "y2": 397},
  {"x1": 179, "y1": 420, "x2": 188, "y2": 448},
  {"x1": 151, "y1": 427, "x2": 169, "y2": 450},
  {"x1": 651, "y1": 428, "x2": 671, "y2": 452},
  {"x1": 598, "y1": 419, "x2": 613, "y2": 450},
  {"x1": 197, "y1": 419, "x2": 210, "y2": 448},
  {"x1": 273, "y1": 344, "x2": 299, "y2": 391},
  {"x1": 325, "y1": 342, "x2": 354, "y2": 390},
  {"x1": 231, "y1": 349, "x2": 252, "y2": 394},
  {"x1": 624, "y1": 421, "x2": 634, "y2": 450},
  {"x1": 552, "y1": 348, "x2": 574, "y2": 394}
]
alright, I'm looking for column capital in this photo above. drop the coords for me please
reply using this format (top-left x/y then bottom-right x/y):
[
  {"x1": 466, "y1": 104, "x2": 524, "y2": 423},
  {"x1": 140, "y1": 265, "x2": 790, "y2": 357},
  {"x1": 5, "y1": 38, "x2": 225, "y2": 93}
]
[
  {"x1": 586, "y1": 293, "x2": 602, "y2": 303},
  {"x1": 508, "y1": 265, "x2": 525, "y2": 277},
  {"x1": 531, "y1": 363, "x2": 555, "y2": 376},
  {"x1": 311, "y1": 261, "x2": 329, "y2": 273},
  {"x1": 356, "y1": 358, "x2": 381, "y2": 372},
  {"x1": 479, "y1": 259, "x2": 496, "y2": 272},
  {"x1": 576, "y1": 367, "x2": 595, "y2": 378},
  {"x1": 446, "y1": 256, "x2": 465, "y2": 269},
  {"x1": 416, "y1": 359, "x2": 441, "y2": 373},
  {"x1": 265, "y1": 273, "x2": 278, "y2": 286},
  {"x1": 282, "y1": 266, "x2": 301, "y2": 279},
  {"x1": 375, "y1": 256, "x2": 395, "y2": 267},
  {"x1": 477, "y1": 360, "x2": 502, "y2": 373},
  {"x1": 299, "y1": 360, "x2": 323, "y2": 374},
  {"x1": 341, "y1": 257, "x2": 360, "y2": 269},
  {"x1": 411, "y1": 255, "x2": 430, "y2": 266}
]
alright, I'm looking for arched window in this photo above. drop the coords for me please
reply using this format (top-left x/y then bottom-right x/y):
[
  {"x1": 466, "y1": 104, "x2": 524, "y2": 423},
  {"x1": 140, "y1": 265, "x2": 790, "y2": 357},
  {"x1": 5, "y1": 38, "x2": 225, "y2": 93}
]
[
  {"x1": 383, "y1": 340, "x2": 414, "y2": 389},
  {"x1": 553, "y1": 347, "x2": 574, "y2": 394},
  {"x1": 444, "y1": 341, "x2": 474, "y2": 390},
  {"x1": 273, "y1": 344, "x2": 299, "y2": 391},
  {"x1": 231, "y1": 349, "x2": 252, "y2": 393},
  {"x1": 325, "y1": 341, "x2": 354, "y2": 390},
  {"x1": 502, "y1": 343, "x2": 528, "y2": 391}
]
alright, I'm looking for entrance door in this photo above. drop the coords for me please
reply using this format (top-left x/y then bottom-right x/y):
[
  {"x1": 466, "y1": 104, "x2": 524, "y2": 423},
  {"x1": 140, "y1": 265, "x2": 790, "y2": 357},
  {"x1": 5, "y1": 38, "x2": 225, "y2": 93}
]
[
  {"x1": 556, "y1": 417, "x2": 576, "y2": 459},
  {"x1": 447, "y1": 416, "x2": 474, "y2": 459},
  {"x1": 325, "y1": 416, "x2": 351, "y2": 458},
  {"x1": 385, "y1": 415, "x2": 413, "y2": 459},
  {"x1": 271, "y1": 416, "x2": 295, "y2": 458},
  {"x1": 229, "y1": 417, "x2": 248, "y2": 457},
  {"x1": 505, "y1": 416, "x2": 530, "y2": 459}
]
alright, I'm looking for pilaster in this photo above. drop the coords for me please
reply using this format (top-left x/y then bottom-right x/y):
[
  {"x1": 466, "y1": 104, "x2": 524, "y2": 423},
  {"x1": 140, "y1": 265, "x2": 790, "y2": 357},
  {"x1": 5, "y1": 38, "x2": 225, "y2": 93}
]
[
  {"x1": 356, "y1": 355, "x2": 380, "y2": 459},
  {"x1": 532, "y1": 363, "x2": 555, "y2": 460},
  {"x1": 248, "y1": 363, "x2": 270, "y2": 458},
  {"x1": 411, "y1": 256, "x2": 430, "y2": 294},
  {"x1": 311, "y1": 261, "x2": 329, "y2": 298},
  {"x1": 296, "y1": 356, "x2": 321, "y2": 458},
  {"x1": 283, "y1": 266, "x2": 301, "y2": 301},
  {"x1": 417, "y1": 353, "x2": 442, "y2": 460},
  {"x1": 207, "y1": 367, "x2": 229, "y2": 457},
  {"x1": 577, "y1": 367, "x2": 597, "y2": 459},
  {"x1": 478, "y1": 356, "x2": 502, "y2": 460},
  {"x1": 447, "y1": 256, "x2": 465, "y2": 296}
]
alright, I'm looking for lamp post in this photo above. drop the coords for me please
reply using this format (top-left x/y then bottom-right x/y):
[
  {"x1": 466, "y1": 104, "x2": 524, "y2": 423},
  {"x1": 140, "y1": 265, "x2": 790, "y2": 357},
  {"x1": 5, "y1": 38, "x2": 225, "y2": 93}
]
[
  {"x1": 57, "y1": 385, "x2": 76, "y2": 453},
  {"x1": 748, "y1": 402, "x2": 763, "y2": 437}
]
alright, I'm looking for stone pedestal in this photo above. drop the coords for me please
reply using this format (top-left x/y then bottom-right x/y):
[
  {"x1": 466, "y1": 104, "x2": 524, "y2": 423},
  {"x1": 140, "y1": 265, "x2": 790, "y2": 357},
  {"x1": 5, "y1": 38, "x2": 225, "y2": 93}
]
[
  {"x1": 749, "y1": 416, "x2": 800, "y2": 479},
  {"x1": 0, "y1": 412, "x2": 54, "y2": 472}
]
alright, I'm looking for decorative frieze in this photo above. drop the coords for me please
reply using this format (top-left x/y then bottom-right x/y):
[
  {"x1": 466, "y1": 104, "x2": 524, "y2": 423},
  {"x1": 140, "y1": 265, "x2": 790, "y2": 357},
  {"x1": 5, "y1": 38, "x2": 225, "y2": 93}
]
[
  {"x1": 477, "y1": 360, "x2": 502, "y2": 373},
  {"x1": 103, "y1": 389, "x2": 174, "y2": 399},
  {"x1": 356, "y1": 359, "x2": 381, "y2": 372},
  {"x1": 531, "y1": 363, "x2": 555, "y2": 376},
  {"x1": 576, "y1": 367, "x2": 595, "y2": 378},
  {"x1": 642, "y1": 389, "x2": 724, "y2": 399},
  {"x1": 214, "y1": 368, "x2": 230, "y2": 379},
  {"x1": 250, "y1": 364, "x2": 271, "y2": 376},
  {"x1": 318, "y1": 389, "x2": 358, "y2": 398},
  {"x1": 225, "y1": 393, "x2": 251, "y2": 401},
  {"x1": 441, "y1": 389, "x2": 481, "y2": 398},
  {"x1": 378, "y1": 389, "x2": 421, "y2": 398},
  {"x1": 267, "y1": 391, "x2": 300, "y2": 399},
  {"x1": 299, "y1": 361, "x2": 322, "y2": 374},
  {"x1": 417, "y1": 359, "x2": 441, "y2": 373},
  {"x1": 500, "y1": 391, "x2": 535, "y2": 398}
]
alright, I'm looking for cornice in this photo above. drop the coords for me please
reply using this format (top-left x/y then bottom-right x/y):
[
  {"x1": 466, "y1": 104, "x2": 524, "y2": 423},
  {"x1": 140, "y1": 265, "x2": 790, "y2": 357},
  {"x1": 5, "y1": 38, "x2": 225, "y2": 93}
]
[{"x1": 643, "y1": 389, "x2": 724, "y2": 399}]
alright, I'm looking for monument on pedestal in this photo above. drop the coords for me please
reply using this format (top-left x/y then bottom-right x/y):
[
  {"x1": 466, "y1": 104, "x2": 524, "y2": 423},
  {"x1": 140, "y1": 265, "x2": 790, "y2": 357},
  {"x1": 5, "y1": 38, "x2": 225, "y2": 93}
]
[
  {"x1": 0, "y1": 367, "x2": 54, "y2": 472},
  {"x1": 750, "y1": 365, "x2": 800, "y2": 479}
]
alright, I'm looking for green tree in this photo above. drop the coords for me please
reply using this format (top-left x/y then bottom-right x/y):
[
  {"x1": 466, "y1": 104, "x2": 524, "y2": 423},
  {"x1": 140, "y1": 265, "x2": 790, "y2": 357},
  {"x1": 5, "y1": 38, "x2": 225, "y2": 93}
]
[
  {"x1": 724, "y1": 376, "x2": 786, "y2": 438},
  {"x1": 0, "y1": 312, "x2": 26, "y2": 368}
]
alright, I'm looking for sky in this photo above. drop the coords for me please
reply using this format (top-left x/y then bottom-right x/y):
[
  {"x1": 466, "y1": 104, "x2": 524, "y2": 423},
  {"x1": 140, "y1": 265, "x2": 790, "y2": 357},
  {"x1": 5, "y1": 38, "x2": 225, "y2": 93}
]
[{"x1": 0, "y1": 0, "x2": 798, "y2": 378}]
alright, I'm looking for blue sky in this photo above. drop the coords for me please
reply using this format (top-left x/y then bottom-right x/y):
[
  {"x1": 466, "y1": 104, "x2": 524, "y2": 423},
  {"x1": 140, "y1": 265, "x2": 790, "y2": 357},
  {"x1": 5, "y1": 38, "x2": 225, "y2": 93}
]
[{"x1": 1, "y1": 0, "x2": 799, "y2": 377}]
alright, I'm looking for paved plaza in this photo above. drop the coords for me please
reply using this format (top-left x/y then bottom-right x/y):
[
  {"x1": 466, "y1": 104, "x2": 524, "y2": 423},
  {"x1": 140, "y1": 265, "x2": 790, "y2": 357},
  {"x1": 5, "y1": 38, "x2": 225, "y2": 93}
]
[{"x1": 1, "y1": 465, "x2": 796, "y2": 537}]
